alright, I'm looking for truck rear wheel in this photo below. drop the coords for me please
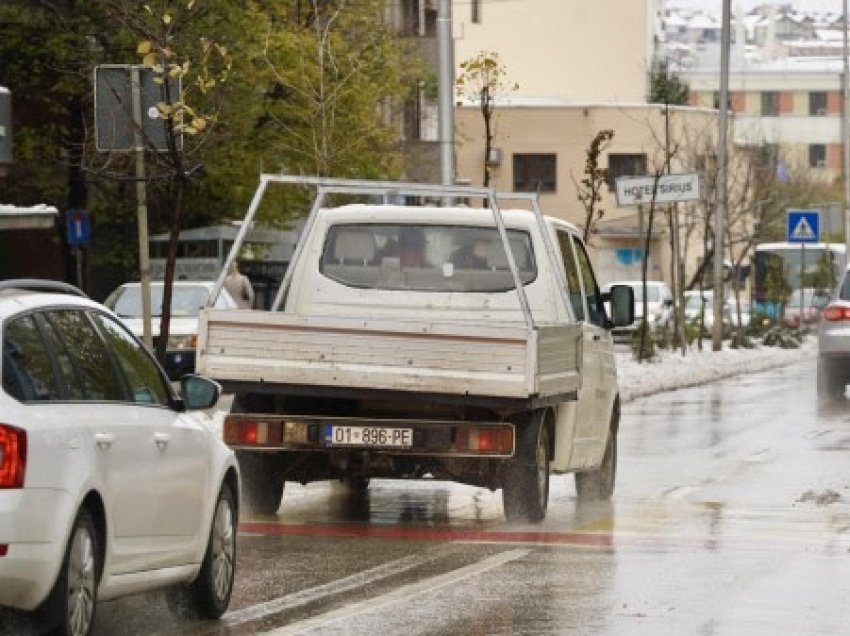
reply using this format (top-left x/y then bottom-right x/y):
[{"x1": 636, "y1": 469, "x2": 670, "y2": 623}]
[
  {"x1": 502, "y1": 410, "x2": 549, "y2": 523},
  {"x1": 236, "y1": 451, "x2": 284, "y2": 516},
  {"x1": 575, "y1": 402, "x2": 618, "y2": 501}
]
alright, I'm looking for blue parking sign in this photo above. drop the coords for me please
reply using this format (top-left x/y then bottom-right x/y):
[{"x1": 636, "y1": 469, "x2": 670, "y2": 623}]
[
  {"x1": 66, "y1": 209, "x2": 91, "y2": 246},
  {"x1": 786, "y1": 210, "x2": 819, "y2": 244}
]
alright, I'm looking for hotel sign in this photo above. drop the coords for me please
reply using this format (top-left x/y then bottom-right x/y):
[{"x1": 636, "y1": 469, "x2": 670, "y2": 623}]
[{"x1": 615, "y1": 173, "x2": 701, "y2": 206}]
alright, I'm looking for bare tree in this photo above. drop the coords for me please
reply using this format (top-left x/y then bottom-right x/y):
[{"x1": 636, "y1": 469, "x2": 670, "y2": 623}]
[
  {"x1": 99, "y1": 0, "x2": 232, "y2": 363},
  {"x1": 455, "y1": 51, "x2": 517, "y2": 187},
  {"x1": 575, "y1": 129, "x2": 614, "y2": 244}
]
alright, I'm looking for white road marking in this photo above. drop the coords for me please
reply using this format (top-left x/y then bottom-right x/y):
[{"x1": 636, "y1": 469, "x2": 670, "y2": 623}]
[
  {"x1": 663, "y1": 485, "x2": 698, "y2": 500},
  {"x1": 224, "y1": 546, "x2": 456, "y2": 628},
  {"x1": 262, "y1": 548, "x2": 531, "y2": 635}
]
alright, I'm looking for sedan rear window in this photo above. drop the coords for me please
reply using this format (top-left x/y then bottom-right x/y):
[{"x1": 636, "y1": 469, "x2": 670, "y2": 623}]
[
  {"x1": 44, "y1": 310, "x2": 124, "y2": 401},
  {"x1": 2, "y1": 316, "x2": 60, "y2": 402},
  {"x1": 319, "y1": 224, "x2": 536, "y2": 292}
]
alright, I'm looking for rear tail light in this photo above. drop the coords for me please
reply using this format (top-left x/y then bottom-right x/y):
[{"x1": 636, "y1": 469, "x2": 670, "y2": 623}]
[
  {"x1": 0, "y1": 425, "x2": 27, "y2": 489},
  {"x1": 822, "y1": 305, "x2": 850, "y2": 321},
  {"x1": 0, "y1": 544, "x2": 7, "y2": 556},
  {"x1": 224, "y1": 416, "x2": 311, "y2": 446},
  {"x1": 455, "y1": 426, "x2": 513, "y2": 454}
]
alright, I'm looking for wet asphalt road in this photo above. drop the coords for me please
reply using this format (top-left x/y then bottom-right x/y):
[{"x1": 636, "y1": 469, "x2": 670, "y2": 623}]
[{"x1": 5, "y1": 352, "x2": 850, "y2": 635}]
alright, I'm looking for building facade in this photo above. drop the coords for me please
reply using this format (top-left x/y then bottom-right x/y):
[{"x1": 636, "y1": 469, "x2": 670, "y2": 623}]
[
  {"x1": 686, "y1": 60, "x2": 845, "y2": 183},
  {"x1": 455, "y1": 102, "x2": 720, "y2": 286}
]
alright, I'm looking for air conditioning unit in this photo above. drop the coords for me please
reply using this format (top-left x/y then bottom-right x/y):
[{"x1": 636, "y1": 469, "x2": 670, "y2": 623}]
[
  {"x1": 816, "y1": 107, "x2": 827, "y2": 116},
  {"x1": 815, "y1": 159, "x2": 826, "y2": 168}
]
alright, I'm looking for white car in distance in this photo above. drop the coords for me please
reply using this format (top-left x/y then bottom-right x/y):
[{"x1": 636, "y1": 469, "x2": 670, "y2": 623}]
[
  {"x1": 105, "y1": 281, "x2": 238, "y2": 380},
  {"x1": 602, "y1": 280, "x2": 673, "y2": 339},
  {"x1": 0, "y1": 280, "x2": 239, "y2": 636}
]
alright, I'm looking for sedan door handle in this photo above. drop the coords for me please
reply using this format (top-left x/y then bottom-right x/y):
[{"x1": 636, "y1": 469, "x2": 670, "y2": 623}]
[
  {"x1": 94, "y1": 433, "x2": 115, "y2": 449},
  {"x1": 153, "y1": 432, "x2": 171, "y2": 449}
]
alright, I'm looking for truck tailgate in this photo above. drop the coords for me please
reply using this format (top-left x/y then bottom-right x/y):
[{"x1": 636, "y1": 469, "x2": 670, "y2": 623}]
[{"x1": 197, "y1": 310, "x2": 581, "y2": 400}]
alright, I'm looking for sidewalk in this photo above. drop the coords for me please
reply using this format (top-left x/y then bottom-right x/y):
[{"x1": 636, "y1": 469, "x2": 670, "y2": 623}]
[{"x1": 616, "y1": 337, "x2": 815, "y2": 403}]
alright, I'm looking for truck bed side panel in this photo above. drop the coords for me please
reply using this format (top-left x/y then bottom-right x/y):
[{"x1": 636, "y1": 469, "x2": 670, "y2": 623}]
[{"x1": 198, "y1": 310, "x2": 580, "y2": 400}]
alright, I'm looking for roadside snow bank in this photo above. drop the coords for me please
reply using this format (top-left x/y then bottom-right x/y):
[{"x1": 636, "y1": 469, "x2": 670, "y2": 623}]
[{"x1": 616, "y1": 337, "x2": 815, "y2": 403}]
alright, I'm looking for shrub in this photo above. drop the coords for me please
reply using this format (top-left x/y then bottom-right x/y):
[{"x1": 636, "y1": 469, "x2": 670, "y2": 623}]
[
  {"x1": 762, "y1": 326, "x2": 804, "y2": 348},
  {"x1": 630, "y1": 322, "x2": 657, "y2": 361}
]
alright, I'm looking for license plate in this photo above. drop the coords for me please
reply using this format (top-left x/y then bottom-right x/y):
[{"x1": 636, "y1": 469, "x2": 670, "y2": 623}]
[{"x1": 323, "y1": 425, "x2": 413, "y2": 448}]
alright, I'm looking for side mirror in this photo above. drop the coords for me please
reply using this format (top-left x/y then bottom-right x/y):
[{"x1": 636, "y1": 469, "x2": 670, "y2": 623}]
[
  {"x1": 180, "y1": 374, "x2": 221, "y2": 411},
  {"x1": 605, "y1": 284, "x2": 635, "y2": 328}
]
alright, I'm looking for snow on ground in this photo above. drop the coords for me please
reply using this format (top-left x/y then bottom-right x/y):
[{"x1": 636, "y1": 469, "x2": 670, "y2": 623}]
[
  {"x1": 616, "y1": 336, "x2": 815, "y2": 403},
  {"x1": 198, "y1": 337, "x2": 816, "y2": 432}
]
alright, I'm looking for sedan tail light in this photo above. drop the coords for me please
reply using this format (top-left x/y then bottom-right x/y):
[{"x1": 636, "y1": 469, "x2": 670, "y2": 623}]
[
  {"x1": 822, "y1": 305, "x2": 850, "y2": 322},
  {"x1": 0, "y1": 424, "x2": 26, "y2": 489}
]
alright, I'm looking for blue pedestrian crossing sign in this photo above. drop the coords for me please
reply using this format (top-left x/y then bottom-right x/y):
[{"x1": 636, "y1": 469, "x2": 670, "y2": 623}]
[{"x1": 787, "y1": 209, "x2": 820, "y2": 243}]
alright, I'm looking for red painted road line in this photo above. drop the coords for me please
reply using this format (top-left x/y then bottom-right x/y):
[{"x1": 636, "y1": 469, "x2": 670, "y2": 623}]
[
  {"x1": 239, "y1": 521, "x2": 850, "y2": 555},
  {"x1": 240, "y1": 521, "x2": 605, "y2": 547}
]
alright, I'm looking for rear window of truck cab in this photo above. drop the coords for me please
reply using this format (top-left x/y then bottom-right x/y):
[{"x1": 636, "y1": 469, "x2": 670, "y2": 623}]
[{"x1": 319, "y1": 224, "x2": 537, "y2": 292}]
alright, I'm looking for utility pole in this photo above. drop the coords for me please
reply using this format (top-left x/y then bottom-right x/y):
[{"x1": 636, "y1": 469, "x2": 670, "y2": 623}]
[
  {"x1": 841, "y1": 0, "x2": 850, "y2": 266},
  {"x1": 714, "y1": 0, "x2": 731, "y2": 352},
  {"x1": 437, "y1": 0, "x2": 455, "y2": 204},
  {"x1": 131, "y1": 67, "x2": 153, "y2": 348}
]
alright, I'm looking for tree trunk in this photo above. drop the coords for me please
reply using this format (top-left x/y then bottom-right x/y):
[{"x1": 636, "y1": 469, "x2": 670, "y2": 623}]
[
  {"x1": 481, "y1": 87, "x2": 492, "y2": 188},
  {"x1": 156, "y1": 177, "x2": 187, "y2": 365}
]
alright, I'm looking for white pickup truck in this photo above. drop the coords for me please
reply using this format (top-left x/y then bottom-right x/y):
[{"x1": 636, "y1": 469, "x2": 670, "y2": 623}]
[{"x1": 197, "y1": 176, "x2": 633, "y2": 523}]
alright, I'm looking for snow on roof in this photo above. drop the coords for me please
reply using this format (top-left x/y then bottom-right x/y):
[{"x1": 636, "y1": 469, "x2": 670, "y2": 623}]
[
  {"x1": 0, "y1": 204, "x2": 58, "y2": 230},
  {"x1": 0, "y1": 204, "x2": 58, "y2": 216},
  {"x1": 688, "y1": 14, "x2": 719, "y2": 29},
  {"x1": 665, "y1": 14, "x2": 689, "y2": 28},
  {"x1": 814, "y1": 28, "x2": 844, "y2": 41}
]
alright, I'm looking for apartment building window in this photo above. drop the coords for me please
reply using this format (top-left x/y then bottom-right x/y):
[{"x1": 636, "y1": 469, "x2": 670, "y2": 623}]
[
  {"x1": 809, "y1": 92, "x2": 828, "y2": 116},
  {"x1": 809, "y1": 144, "x2": 826, "y2": 168},
  {"x1": 756, "y1": 144, "x2": 779, "y2": 169},
  {"x1": 761, "y1": 91, "x2": 779, "y2": 116},
  {"x1": 471, "y1": 0, "x2": 481, "y2": 23},
  {"x1": 398, "y1": 0, "x2": 436, "y2": 36},
  {"x1": 513, "y1": 154, "x2": 557, "y2": 192},
  {"x1": 607, "y1": 153, "x2": 647, "y2": 190}
]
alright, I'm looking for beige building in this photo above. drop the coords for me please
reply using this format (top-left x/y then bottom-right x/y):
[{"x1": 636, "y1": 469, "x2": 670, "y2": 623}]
[
  {"x1": 452, "y1": 0, "x2": 657, "y2": 103},
  {"x1": 455, "y1": 101, "x2": 721, "y2": 287},
  {"x1": 449, "y1": 0, "x2": 734, "y2": 289}
]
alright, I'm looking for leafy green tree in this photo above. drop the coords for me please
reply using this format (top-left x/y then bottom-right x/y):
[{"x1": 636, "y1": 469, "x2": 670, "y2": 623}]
[
  {"x1": 649, "y1": 60, "x2": 689, "y2": 105},
  {"x1": 247, "y1": 1, "x2": 416, "y2": 201},
  {"x1": 0, "y1": 1, "x2": 417, "y2": 310}
]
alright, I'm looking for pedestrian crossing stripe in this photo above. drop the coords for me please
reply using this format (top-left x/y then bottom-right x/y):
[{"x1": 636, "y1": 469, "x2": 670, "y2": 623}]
[{"x1": 791, "y1": 217, "x2": 816, "y2": 240}]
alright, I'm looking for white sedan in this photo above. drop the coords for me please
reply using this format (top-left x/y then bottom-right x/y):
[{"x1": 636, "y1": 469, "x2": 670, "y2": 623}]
[
  {"x1": 105, "y1": 281, "x2": 238, "y2": 380},
  {"x1": 0, "y1": 280, "x2": 239, "y2": 635}
]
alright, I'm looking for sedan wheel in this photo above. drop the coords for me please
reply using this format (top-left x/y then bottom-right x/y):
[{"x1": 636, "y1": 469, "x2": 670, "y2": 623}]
[
  {"x1": 210, "y1": 492, "x2": 236, "y2": 603},
  {"x1": 38, "y1": 508, "x2": 99, "y2": 636},
  {"x1": 168, "y1": 483, "x2": 236, "y2": 619}
]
